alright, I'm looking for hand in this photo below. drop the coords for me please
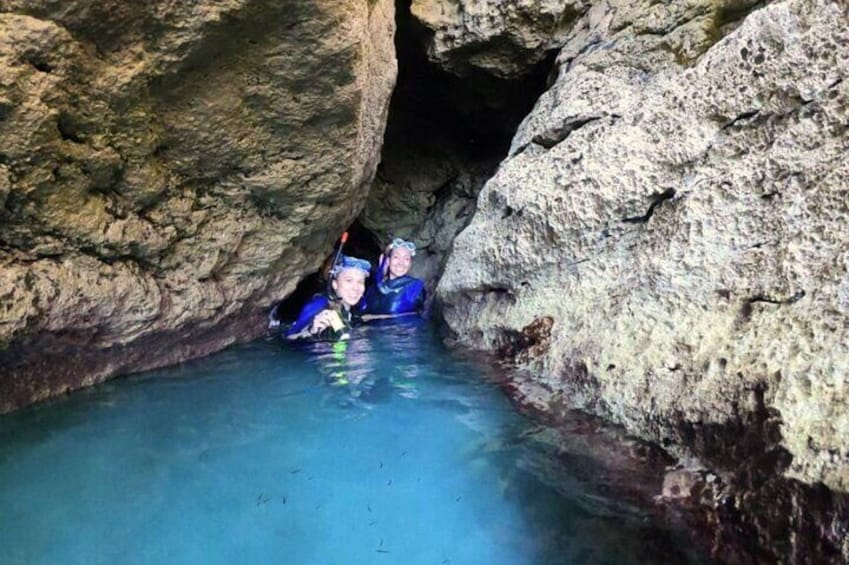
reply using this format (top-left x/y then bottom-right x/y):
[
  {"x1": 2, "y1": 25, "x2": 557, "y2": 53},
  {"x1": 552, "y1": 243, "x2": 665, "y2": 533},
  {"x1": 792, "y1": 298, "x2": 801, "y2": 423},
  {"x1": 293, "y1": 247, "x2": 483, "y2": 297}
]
[
  {"x1": 310, "y1": 310, "x2": 334, "y2": 334},
  {"x1": 378, "y1": 253, "x2": 388, "y2": 277}
]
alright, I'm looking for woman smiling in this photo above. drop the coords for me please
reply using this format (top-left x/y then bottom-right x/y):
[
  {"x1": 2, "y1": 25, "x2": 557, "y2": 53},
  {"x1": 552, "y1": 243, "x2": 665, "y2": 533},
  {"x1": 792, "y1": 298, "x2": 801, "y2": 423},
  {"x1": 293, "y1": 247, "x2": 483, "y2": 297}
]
[{"x1": 360, "y1": 238, "x2": 425, "y2": 317}]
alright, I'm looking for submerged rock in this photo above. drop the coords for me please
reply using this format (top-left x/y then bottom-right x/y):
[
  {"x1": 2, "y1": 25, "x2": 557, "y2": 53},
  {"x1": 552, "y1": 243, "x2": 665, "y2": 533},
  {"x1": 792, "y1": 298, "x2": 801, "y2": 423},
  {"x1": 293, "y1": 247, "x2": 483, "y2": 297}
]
[
  {"x1": 0, "y1": 0, "x2": 397, "y2": 411},
  {"x1": 438, "y1": 0, "x2": 848, "y2": 559}
]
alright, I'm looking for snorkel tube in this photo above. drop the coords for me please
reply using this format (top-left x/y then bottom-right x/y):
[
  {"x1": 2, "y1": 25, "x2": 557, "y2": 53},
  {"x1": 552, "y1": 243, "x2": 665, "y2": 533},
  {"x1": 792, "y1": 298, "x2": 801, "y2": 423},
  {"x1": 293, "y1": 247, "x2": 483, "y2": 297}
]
[
  {"x1": 325, "y1": 230, "x2": 349, "y2": 296},
  {"x1": 326, "y1": 231, "x2": 356, "y2": 338},
  {"x1": 333, "y1": 231, "x2": 349, "y2": 270},
  {"x1": 328, "y1": 231, "x2": 349, "y2": 281}
]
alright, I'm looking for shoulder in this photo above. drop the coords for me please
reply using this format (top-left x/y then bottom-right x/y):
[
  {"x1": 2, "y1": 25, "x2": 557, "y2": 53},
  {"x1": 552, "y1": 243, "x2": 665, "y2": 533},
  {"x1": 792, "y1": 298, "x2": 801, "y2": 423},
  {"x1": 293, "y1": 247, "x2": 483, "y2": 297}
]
[
  {"x1": 303, "y1": 294, "x2": 330, "y2": 309},
  {"x1": 404, "y1": 276, "x2": 425, "y2": 292},
  {"x1": 285, "y1": 294, "x2": 331, "y2": 337}
]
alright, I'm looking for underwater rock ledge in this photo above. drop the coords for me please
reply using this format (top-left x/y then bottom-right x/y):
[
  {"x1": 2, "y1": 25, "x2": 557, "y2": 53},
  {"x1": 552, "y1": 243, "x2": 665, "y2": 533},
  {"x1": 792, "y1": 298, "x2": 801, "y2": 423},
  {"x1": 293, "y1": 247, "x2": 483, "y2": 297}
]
[
  {"x1": 504, "y1": 367, "x2": 849, "y2": 562},
  {"x1": 0, "y1": 309, "x2": 264, "y2": 412}
]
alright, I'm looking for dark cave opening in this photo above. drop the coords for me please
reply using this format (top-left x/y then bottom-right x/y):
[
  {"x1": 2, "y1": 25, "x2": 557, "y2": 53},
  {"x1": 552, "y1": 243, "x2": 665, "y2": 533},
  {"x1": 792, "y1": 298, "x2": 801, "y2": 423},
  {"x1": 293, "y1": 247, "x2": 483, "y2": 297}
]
[
  {"x1": 387, "y1": 0, "x2": 557, "y2": 161},
  {"x1": 352, "y1": 0, "x2": 559, "y2": 269},
  {"x1": 275, "y1": 0, "x2": 558, "y2": 325},
  {"x1": 273, "y1": 220, "x2": 381, "y2": 324}
]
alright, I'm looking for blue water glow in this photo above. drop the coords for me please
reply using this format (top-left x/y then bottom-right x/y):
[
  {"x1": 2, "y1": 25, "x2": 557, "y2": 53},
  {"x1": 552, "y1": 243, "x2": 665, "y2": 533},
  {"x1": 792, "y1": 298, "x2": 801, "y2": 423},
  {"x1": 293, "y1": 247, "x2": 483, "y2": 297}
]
[{"x1": 0, "y1": 319, "x2": 702, "y2": 564}]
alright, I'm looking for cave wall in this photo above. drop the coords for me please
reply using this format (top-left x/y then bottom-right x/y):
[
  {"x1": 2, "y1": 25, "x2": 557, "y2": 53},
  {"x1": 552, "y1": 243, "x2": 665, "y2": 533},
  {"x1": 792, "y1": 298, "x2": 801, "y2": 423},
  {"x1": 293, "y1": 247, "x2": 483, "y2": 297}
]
[
  {"x1": 410, "y1": 0, "x2": 589, "y2": 79},
  {"x1": 0, "y1": 0, "x2": 397, "y2": 411},
  {"x1": 358, "y1": 115, "x2": 496, "y2": 289},
  {"x1": 434, "y1": 0, "x2": 848, "y2": 559}
]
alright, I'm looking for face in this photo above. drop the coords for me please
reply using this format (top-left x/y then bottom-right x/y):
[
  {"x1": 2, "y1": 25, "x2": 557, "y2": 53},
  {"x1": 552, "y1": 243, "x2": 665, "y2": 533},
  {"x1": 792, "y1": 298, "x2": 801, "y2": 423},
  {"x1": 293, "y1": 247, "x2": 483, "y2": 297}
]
[
  {"x1": 332, "y1": 268, "x2": 367, "y2": 307},
  {"x1": 387, "y1": 247, "x2": 413, "y2": 279}
]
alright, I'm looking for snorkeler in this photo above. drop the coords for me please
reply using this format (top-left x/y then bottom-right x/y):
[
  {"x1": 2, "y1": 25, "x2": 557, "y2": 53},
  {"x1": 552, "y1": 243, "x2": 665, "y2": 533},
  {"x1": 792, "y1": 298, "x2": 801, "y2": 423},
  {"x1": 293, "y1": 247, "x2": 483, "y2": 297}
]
[
  {"x1": 360, "y1": 238, "x2": 425, "y2": 317},
  {"x1": 285, "y1": 255, "x2": 371, "y2": 341}
]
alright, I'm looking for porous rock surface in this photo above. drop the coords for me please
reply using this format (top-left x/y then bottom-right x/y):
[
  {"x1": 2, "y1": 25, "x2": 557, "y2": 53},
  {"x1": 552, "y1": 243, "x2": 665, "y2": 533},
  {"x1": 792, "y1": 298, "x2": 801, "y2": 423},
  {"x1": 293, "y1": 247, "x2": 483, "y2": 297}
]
[
  {"x1": 0, "y1": 0, "x2": 396, "y2": 411},
  {"x1": 410, "y1": 0, "x2": 590, "y2": 78},
  {"x1": 438, "y1": 0, "x2": 849, "y2": 504}
]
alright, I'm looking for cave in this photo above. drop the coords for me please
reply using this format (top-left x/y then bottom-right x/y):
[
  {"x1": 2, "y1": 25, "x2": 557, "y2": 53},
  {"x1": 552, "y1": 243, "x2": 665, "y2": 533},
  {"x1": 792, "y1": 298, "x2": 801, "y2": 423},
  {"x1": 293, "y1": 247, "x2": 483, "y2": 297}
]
[
  {"x1": 5, "y1": 3, "x2": 847, "y2": 561},
  {"x1": 385, "y1": 0, "x2": 557, "y2": 160},
  {"x1": 360, "y1": 0, "x2": 556, "y2": 260},
  {"x1": 274, "y1": 0, "x2": 557, "y2": 324}
]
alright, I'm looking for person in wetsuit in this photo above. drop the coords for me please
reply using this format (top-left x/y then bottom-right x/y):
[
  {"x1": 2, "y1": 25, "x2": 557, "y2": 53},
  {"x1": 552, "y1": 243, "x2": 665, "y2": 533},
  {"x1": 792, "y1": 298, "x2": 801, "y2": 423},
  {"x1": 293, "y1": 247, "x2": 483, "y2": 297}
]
[
  {"x1": 360, "y1": 238, "x2": 425, "y2": 317},
  {"x1": 285, "y1": 255, "x2": 371, "y2": 341}
]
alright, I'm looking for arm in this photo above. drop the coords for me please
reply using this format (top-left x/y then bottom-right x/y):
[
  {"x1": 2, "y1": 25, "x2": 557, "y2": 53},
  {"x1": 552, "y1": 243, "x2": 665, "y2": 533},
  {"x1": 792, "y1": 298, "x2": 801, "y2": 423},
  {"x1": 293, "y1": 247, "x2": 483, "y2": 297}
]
[
  {"x1": 373, "y1": 253, "x2": 388, "y2": 286},
  {"x1": 285, "y1": 309, "x2": 338, "y2": 340},
  {"x1": 361, "y1": 311, "x2": 420, "y2": 322},
  {"x1": 284, "y1": 295, "x2": 329, "y2": 338}
]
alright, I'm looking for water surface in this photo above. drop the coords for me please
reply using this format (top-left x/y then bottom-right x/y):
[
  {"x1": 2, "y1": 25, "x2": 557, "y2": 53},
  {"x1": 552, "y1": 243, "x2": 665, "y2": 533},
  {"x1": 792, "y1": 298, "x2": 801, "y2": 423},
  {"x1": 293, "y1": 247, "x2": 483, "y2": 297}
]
[{"x1": 0, "y1": 319, "x2": 702, "y2": 564}]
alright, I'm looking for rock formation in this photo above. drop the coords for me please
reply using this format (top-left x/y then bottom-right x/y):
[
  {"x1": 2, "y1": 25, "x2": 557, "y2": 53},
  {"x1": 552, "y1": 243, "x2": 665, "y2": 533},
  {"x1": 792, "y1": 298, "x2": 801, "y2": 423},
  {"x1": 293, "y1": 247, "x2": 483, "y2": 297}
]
[
  {"x1": 410, "y1": 0, "x2": 588, "y2": 79},
  {"x1": 2, "y1": 0, "x2": 847, "y2": 556},
  {"x1": 0, "y1": 0, "x2": 397, "y2": 412},
  {"x1": 436, "y1": 0, "x2": 848, "y2": 559}
]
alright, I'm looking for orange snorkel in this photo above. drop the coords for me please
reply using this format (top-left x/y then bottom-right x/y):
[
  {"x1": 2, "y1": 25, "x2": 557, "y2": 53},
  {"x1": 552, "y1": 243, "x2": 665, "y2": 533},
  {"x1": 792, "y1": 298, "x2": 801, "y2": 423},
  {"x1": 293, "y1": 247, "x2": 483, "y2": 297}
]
[
  {"x1": 333, "y1": 231, "x2": 349, "y2": 271},
  {"x1": 326, "y1": 231, "x2": 349, "y2": 295}
]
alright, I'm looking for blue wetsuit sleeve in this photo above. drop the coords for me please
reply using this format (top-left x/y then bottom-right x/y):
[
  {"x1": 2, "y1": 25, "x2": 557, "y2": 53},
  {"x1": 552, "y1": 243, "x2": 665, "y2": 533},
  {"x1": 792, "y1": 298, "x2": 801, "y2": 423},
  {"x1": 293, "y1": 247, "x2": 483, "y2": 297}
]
[{"x1": 285, "y1": 295, "x2": 329, "y2": 337}]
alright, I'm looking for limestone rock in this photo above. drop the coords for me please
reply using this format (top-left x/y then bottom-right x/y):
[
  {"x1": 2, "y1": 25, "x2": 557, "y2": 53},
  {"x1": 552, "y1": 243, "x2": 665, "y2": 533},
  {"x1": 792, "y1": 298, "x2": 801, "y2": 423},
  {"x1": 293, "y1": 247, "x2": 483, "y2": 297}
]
[
  {"x1": 0, "y1": 165, "x2": 9, "y2": 210},
  {"x1": 0, "y1": 0, "x2": 396, "y2": 411},
  {"x1": 409, "y1": 0, "x2": 764, "y2": 79},
  {"x1": 661, "y1": 468, "x2": 701, "y2": 500},
  {"x1": 410, "y1": 0, "x2": 591, "y2": 78},
  {"x1": 438, "y1": 0, "x2": 849, "y2": 496}
]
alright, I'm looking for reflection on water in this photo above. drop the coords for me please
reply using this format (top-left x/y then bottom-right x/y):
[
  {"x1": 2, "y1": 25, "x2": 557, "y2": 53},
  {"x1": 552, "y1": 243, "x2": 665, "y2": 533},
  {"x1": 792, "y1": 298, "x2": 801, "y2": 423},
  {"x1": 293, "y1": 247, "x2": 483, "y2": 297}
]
[{"x1": 0, "y1": 318, "x2": 705, "y2": 564}]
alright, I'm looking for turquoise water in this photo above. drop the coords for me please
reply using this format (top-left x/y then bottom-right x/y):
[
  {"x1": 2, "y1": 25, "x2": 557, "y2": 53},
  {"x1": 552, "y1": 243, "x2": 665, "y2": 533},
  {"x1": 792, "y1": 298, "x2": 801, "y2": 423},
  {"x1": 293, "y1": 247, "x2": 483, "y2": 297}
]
[{"x1": 0, "y1": 319, "x2": 701, "y2": 564}]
